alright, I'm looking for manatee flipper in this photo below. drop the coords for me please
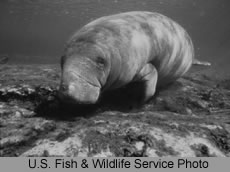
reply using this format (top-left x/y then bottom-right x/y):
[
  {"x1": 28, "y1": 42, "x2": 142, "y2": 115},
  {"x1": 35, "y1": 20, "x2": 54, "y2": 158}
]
[
  {"x1": 192, "y1": 58, "x2": 211, "y2": 66},
  {"x1": 135, "y1": 63, "x2": 158, "y2": 102}
]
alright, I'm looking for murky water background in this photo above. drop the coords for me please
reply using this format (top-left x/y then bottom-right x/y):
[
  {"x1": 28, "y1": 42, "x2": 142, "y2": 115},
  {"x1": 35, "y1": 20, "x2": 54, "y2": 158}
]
[{"x1": 0, "y1": 0, "x2": 230, "y2": 78}]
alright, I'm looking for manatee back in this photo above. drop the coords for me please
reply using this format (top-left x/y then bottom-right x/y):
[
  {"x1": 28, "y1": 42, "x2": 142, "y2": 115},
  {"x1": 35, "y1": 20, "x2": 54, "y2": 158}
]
[
  {"x1": 84, "y1": 11, "x2": 194, "y2": 86},
  {"x1": 144, "y1": 12, "x2": 194, "y2": 86}
]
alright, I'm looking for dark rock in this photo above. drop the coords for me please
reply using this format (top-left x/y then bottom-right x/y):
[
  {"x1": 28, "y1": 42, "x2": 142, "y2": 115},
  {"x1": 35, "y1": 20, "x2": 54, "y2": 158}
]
[{"x1": 191, "y1": 144, "x2": 213, "y2": 157}]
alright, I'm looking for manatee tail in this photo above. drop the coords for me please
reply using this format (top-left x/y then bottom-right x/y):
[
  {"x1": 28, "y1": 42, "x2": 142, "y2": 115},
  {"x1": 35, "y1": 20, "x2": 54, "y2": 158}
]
[{"x1": 192, "y1": 58, "x2": 211, "y2": 66}]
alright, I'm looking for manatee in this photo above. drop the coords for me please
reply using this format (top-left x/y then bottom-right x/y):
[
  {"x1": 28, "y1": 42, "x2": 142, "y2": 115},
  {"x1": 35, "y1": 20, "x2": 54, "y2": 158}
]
[{"x1": 59, "y1": 11, "x2": 210, "y2": 104}]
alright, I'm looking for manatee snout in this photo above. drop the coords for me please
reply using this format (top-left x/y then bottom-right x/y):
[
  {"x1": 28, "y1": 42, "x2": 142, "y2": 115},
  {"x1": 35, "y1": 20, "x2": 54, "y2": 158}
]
[
  {"x1": 59, "y1": 71, "x2": 101, "y2": 104},
  {"x1": 58, "y1": 55, "x2": 106, "y2": 104},
  {"x1": 59, "y1": 82, "x2": 100, "y2": 104}
]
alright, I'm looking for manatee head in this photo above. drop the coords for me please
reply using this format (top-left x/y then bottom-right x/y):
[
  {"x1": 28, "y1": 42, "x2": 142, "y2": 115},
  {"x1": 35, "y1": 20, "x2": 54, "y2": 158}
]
[{"x1": 59, "y1": 45, "x2": 110, "y2": 104}]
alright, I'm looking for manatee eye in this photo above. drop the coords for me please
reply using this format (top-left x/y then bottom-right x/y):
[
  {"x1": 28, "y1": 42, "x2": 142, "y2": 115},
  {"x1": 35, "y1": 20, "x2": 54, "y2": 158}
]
[{"x1": 96, "y1": 56, "x2": 106, "y2": 68}]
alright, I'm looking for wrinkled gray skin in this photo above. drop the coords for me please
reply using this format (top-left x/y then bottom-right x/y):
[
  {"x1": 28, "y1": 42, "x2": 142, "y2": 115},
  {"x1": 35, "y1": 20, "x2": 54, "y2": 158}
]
[
  {"x1": 59, "y1": 11, "x2": 208, "y2": 104},
  {"x1": 59, "y1": 44, "x2": 107, "y2": 104}
]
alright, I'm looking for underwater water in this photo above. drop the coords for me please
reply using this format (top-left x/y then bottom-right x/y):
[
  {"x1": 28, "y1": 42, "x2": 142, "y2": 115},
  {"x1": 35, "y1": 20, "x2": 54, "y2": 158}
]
[{"x1": 0, "y1": 0, "x2": 230, "y2": 78}]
